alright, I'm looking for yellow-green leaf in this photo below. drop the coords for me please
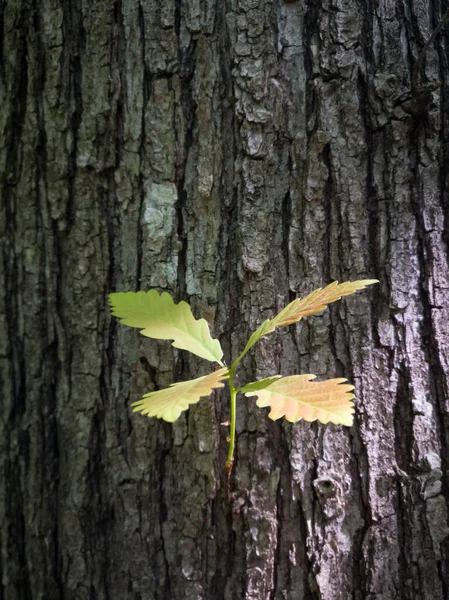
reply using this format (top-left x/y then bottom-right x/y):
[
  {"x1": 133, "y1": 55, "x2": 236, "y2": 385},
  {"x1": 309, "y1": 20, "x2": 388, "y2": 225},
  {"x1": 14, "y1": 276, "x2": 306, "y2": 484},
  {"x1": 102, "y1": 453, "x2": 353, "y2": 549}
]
[
  {"x1": 132, "y1": 367, "x2": 229, "y2": 422},
  {"x1": 109, "y1": 290, "x2": 223, "y2": 363},
  {"x1": 237, "y1": 280, "x2": 378, "y2": 361},
  {"x1": 244, "y1": 374, "x2": 355, "y2": 426},
  {"x1": 239, "y1": 376, "x2": 282, "y2": 394}
]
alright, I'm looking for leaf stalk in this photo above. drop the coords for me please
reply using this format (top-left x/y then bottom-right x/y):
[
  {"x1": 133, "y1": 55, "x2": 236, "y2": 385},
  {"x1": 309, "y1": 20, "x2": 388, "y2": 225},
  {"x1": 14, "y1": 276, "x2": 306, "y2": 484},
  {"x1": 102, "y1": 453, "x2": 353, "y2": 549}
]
[{"x1": 225, "y1": 367, "x2": 238, "y2": 475}]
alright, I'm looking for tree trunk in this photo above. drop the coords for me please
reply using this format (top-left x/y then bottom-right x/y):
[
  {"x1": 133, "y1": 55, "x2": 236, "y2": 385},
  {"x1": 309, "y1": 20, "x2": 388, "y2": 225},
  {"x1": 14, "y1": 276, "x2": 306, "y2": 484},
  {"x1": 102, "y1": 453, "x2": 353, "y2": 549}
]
[{"x1": 1, "y1": 0, "x2": 449, "y2": 599}]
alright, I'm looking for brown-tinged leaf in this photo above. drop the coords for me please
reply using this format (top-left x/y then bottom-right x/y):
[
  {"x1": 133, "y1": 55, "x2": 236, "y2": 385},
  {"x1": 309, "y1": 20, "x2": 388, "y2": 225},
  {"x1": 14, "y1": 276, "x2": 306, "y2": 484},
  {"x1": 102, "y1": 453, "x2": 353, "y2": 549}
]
[
  {"x1": 271, "y1": 280, "x2": 378, "y2": 327},
  {"x1": 237, "y1": 280, "x2": 378, "y2": 362},
  {"x1": 244, "y1": 374, "x2": 355, "y2": 426}
]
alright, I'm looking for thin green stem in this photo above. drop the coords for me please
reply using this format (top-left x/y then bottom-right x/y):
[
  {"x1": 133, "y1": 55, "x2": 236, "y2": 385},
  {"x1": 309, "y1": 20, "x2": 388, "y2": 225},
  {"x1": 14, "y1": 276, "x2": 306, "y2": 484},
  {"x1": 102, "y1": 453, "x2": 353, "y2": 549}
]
[
  {"x1": 230, "y1": 344, "x2": 251, "y2": 372},
  {"x1": 225, "y1": 369, "x2": 237, "y2": 475}
]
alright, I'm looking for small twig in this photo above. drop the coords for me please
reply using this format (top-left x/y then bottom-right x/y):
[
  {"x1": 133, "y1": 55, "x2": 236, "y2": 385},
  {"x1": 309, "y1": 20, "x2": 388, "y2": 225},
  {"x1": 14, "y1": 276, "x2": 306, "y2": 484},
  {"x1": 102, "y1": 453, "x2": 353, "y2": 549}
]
[{"x1": 412, "y1": 5, "x2": 449, "y2": 96}]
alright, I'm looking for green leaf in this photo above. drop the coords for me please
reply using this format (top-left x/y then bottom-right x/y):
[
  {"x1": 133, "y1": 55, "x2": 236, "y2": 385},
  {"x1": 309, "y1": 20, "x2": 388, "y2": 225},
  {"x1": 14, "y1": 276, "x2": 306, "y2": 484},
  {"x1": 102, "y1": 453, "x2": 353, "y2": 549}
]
[
  {"x1": 239, "y1": 376, "x2": 282, "y2": 394},
  {"x1": 109, "y1": 290, "x2": 223, "y2": 363},
  {"x1": 236, "y1": 280, "x2": 378, "y2": 362},
  {"x1": 244, "y1": 374, "x2": 355, "y2": 426},
  {"x1": 132, "y1": 367, "x2": 229, "y2": 422}
]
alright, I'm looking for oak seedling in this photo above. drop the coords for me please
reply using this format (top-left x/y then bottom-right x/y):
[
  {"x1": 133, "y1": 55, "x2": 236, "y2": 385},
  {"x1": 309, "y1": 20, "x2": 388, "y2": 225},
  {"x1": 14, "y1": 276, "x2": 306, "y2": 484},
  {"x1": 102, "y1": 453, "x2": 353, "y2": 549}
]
[{"x1": 109, "y1": 280, "x2": 378, "y2": 474}]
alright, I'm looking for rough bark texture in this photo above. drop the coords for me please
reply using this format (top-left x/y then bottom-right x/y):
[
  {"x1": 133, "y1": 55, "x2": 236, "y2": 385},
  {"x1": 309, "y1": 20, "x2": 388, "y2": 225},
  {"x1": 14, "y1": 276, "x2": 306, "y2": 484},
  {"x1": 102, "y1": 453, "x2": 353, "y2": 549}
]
[{"x1": 1, "y1": 0, "x2": 449, "y2": 599}]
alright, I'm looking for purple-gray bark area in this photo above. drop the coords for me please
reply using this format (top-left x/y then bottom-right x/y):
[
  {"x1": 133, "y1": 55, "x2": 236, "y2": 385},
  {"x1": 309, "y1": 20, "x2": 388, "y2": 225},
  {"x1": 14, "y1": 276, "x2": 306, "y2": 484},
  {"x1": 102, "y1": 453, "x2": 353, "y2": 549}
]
[{"x1": 1, "y1": 1, "x2": 449, "y2": 599}]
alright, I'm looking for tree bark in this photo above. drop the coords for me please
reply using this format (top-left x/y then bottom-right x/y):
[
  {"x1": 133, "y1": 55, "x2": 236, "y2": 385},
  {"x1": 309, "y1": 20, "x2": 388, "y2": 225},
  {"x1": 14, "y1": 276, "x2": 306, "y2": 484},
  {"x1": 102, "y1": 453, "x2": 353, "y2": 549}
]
[{"x1": 1, "y1": 1, "x2": 449, "y2": 599}]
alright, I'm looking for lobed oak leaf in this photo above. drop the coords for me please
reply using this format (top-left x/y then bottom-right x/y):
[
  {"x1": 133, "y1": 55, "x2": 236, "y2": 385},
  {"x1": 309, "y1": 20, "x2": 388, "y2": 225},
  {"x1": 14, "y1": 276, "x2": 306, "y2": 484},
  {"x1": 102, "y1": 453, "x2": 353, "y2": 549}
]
[
  {"x1": 109, "y1": 290, "x2": 223, "y2": 363},
  {"x1": 244, "y1": 374, "x2": 355, "y2": 426},
  {"x1": 271, "y1": 279, "x2": 378, "y2": 327},
  {"x1": 238, "y1": 280, "x2": 378, "y2": 359},
  {"x1": 132, "y1": 367, "x2": 229, "y2": 422}
]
